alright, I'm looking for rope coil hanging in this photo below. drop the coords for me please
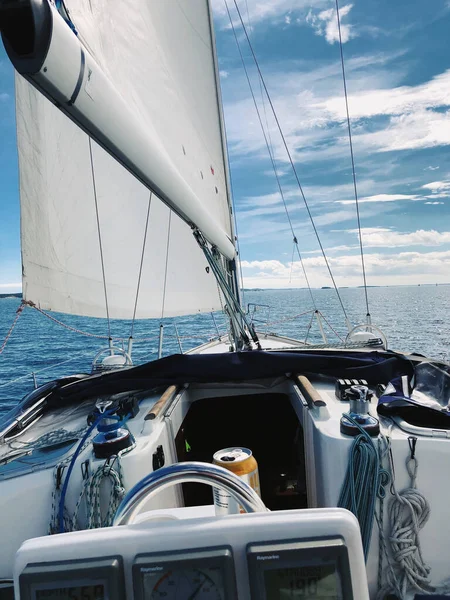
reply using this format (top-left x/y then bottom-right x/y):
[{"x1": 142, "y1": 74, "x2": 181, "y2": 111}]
[
  {"x1": 376, "y1": 436, "x2": 434, "y2": 599},
  {"x1": 337, "y1": 413, "x2": 389, "y2": 560}
]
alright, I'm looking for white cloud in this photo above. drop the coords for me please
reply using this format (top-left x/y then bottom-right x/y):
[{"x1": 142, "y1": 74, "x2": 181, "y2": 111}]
[
  {"x1": 212, "y1": 0, "x2": 330, "y2": 28},
  {"x1": 263, "y1": 168, "x2": 289, "y2": 177},
  {"x1": 306, "y1": 4, "x2": 355, "y2": 44},
  {"x1": 316, "y1": 69, "x2": 450, "y2": 120},
  {"x1": 425, "y1": 201, "x2": 444, "y2": 205},
  {"x1": 0, "y1": 283, "x2": 21, "y2": 289},
  {"x1": 240, "y1": 250, "x2": 450, "y2": 288},
  {"x1": 219, "y1": 70, "x2": 229, "y2": 79},
  {"x1": 222, "y1": 53, "x2": 450, "y2": 166},
  {"x1": 285, "y1": 14, "x2": 291, "y2": 25},
  {"x1": 358, "y1": 228, "x2": 450, "y2": 247},
  {"x1": 422, "y1": 181, "x2": 450, "y2": 193},
  {"x1": 424, "y1": 192, "x2": 450, "y2": 199},
  {"x1": 346, "y1": 227, "x2": 392, "y2": 234},
  {"x1": 424, "y1": 166, "x2": 440, "y2": 171},
  {"x1": 353, "y1": 110, "x2": 450, "y2": 153},
  {"x1": 337, "y1": 194, "x2": 421, "y2": 205}
]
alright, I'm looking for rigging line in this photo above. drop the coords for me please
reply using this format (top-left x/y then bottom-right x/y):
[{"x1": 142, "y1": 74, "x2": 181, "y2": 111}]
[
  {"x1": 289, "y1": 242, "x2": 295, "y2": 284},
  {"x1": 335, "y1": 0, "x2": 370, "y2": 318},
  {"x1": 161, "y1": 211, "x2": 172, "y2": 320},
  {"x1": 88, "y1": 137, "x2": 111, "y2": 339},
  {"x1": 228, "y1": 171, "x2": 246, "y2": 306},
  {"x1": 237, "y1": 0, "x2": 267, "y2": 306},
  {"x1": 242, "y1": 0, "x2": 274, "y2": 160},
  {"x1": 130, "y1": 192, "x2": 153, "y2": 338},
  {"x1": 230, "y1": 0, "x2": 350, "y2": 327},
  {"x1": 224, "y1": 0, "x2": 317, "y2": 311},
  {"x1": 222, "y1": 98, "x2": 245, "y2": 307},
  {"x1": 244, "y1": 0, "x2": 251, "y2": 32}
]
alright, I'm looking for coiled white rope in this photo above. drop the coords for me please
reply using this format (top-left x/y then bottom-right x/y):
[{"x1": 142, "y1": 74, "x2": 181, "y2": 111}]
[
  {"x1": 377, "y1": 436, "x2": 434, "y2": 599},
  {"x1": 72, "y1": 458, "x2": 126, "y2": 530},
  {"x1": 50, "y1": 454, "x2": 126, "y2": 533}
]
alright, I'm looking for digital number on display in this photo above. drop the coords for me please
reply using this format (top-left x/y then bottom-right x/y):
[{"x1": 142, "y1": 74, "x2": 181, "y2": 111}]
[
  {"x1": 264, "y1": 565, "x2": 342, "y2": 599},
  {"x1": 35, "y1": 584, "x2": 105, "y2": 600}
]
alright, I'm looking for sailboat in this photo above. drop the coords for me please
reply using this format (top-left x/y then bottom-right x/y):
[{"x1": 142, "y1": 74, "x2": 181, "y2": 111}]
[{"x1": 1, "y1": 1, "x2": 450, "y2": 599}]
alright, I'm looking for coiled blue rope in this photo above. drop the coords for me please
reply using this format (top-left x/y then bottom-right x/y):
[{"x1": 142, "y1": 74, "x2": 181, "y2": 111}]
[{"x1": 338, "y1": 413, "x2": 389, "y2": 560}]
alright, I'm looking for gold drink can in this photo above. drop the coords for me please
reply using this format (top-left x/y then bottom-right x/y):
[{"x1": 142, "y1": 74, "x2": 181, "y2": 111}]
[{"x1": 213, "y1": 447, "x2": 261, "y2": 515}]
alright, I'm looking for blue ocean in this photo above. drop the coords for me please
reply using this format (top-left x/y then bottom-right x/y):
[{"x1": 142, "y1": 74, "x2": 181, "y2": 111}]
[{"x1": 1, "y1": 286, "x2": 449, "y2": 416}]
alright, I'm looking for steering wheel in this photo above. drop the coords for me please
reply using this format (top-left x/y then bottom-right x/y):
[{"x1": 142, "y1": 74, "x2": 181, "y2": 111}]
[{"x1": 113, "y1": 461, "x2": 268, "y2": 526}]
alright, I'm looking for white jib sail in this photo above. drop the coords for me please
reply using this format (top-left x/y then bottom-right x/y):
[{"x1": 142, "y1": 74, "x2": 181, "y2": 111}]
[{"x1": 16, "y1": 1, "x2": 234, "y2": 319}]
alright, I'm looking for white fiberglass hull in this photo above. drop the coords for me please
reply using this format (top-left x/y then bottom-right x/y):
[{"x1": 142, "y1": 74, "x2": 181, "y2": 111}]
[{"x1": 0, "y1": 339, "x2": 449, "y2": 600}]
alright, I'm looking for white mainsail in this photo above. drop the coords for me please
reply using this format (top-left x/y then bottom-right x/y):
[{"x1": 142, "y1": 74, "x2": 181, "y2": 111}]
[{"x1": 14, "y1": 0, "x2": 235, "y2": 319}]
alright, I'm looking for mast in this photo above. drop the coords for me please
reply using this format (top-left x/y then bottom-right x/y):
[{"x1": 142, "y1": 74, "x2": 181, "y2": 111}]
[{"x1": 204, "y1": 0, "x2": 256, "y2": 349}]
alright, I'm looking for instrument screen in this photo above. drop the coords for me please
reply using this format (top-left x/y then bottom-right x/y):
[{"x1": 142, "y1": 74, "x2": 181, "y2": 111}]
[
  {"x1": 143, "y1": 566, "x2": 225, "y2": 599},
  {"x1": 264, "y1": 565, "x2": 342, "y2": 599},
  {"x1": 247, "y1": 538, "x2": 352, "y2": 600},
  {"x1": 33, "y1": 582, "x2": 106, "y2": 600},
  {"x1": 19, "y1": 557, "x2": 124, "y2": 600},
  {"x1": 133, "y1": 547, "x2": 236, "y2": 600}
]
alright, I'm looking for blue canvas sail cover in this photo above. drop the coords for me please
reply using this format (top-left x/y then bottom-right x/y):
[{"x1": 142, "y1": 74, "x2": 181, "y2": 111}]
[
  {"x1": 377, "y1": 361, "x2": 450, "y2": 429},
  {"x1": 46, "y1": 349, "x2": 415, "y2": 406}
]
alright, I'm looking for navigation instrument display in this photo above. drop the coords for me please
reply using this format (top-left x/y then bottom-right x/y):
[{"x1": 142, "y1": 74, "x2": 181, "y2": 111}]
[
  {"x1": 19, "y1": 557, "x2": 124, "y2": 600},
  {"x1": 133, "y1": 547, "x2": 237, "y2": 600},
  {"x1": 33, "y1": 583, "x2": 106, "y2": 600},
  {"x1": 247, "y1": 538, "x2": 353, "y2": 600},
  {"x1": 264, "y1": 565, "x2": 342, "y2": 599},
  {"x1": 143, "y1": 566, "x2": 224, "y2": 599}
]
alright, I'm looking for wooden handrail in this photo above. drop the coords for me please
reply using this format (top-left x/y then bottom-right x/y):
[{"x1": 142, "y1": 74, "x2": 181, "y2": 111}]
[
  {"x1": 294, "y1": 374, "x2": 326, "y2": 408},
  {"x1": 144, "y1": 385, "x2": 179, "y2": 420}
]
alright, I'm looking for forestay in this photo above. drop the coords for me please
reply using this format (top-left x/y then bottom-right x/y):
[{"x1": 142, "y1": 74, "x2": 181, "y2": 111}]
[{"x1": 16, "y1": 0, "x2": 234, "y2": 319}]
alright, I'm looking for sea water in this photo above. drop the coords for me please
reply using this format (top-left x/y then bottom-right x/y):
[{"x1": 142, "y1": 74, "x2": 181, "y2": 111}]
[{"x1": 0, "y1": 285, "x2": 449, "y2": 415}]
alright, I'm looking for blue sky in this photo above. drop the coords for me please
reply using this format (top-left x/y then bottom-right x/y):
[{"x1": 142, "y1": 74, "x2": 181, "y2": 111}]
[{"x1": 1, "y1": 0, "x2": 450, "y2": 291}]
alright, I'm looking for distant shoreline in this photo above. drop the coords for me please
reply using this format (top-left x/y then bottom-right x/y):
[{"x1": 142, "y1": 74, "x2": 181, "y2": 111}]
[
  {"x1": 2, "y1": 285, "x2": 448, "y2": 299},
  {"x1": 242, "y1": 283, "x2": 450, "y2": 291}
]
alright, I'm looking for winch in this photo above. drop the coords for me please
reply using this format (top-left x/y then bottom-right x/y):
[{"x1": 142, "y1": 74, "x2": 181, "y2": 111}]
[
  {"x1": 91, "y1": 399, "x2": 136, "y2": 459},
  {"x1": 340, "y1": 384, "x2": 380, "y2": 437}
]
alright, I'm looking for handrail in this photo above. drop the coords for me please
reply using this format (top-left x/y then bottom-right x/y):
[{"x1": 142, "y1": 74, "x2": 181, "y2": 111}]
[
  {"x1": 293, "y1": 374, "x2": 326, "y2": 409},
  {"x1": 144, "y1": 385, "x2": 179, "y2": 421}
]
